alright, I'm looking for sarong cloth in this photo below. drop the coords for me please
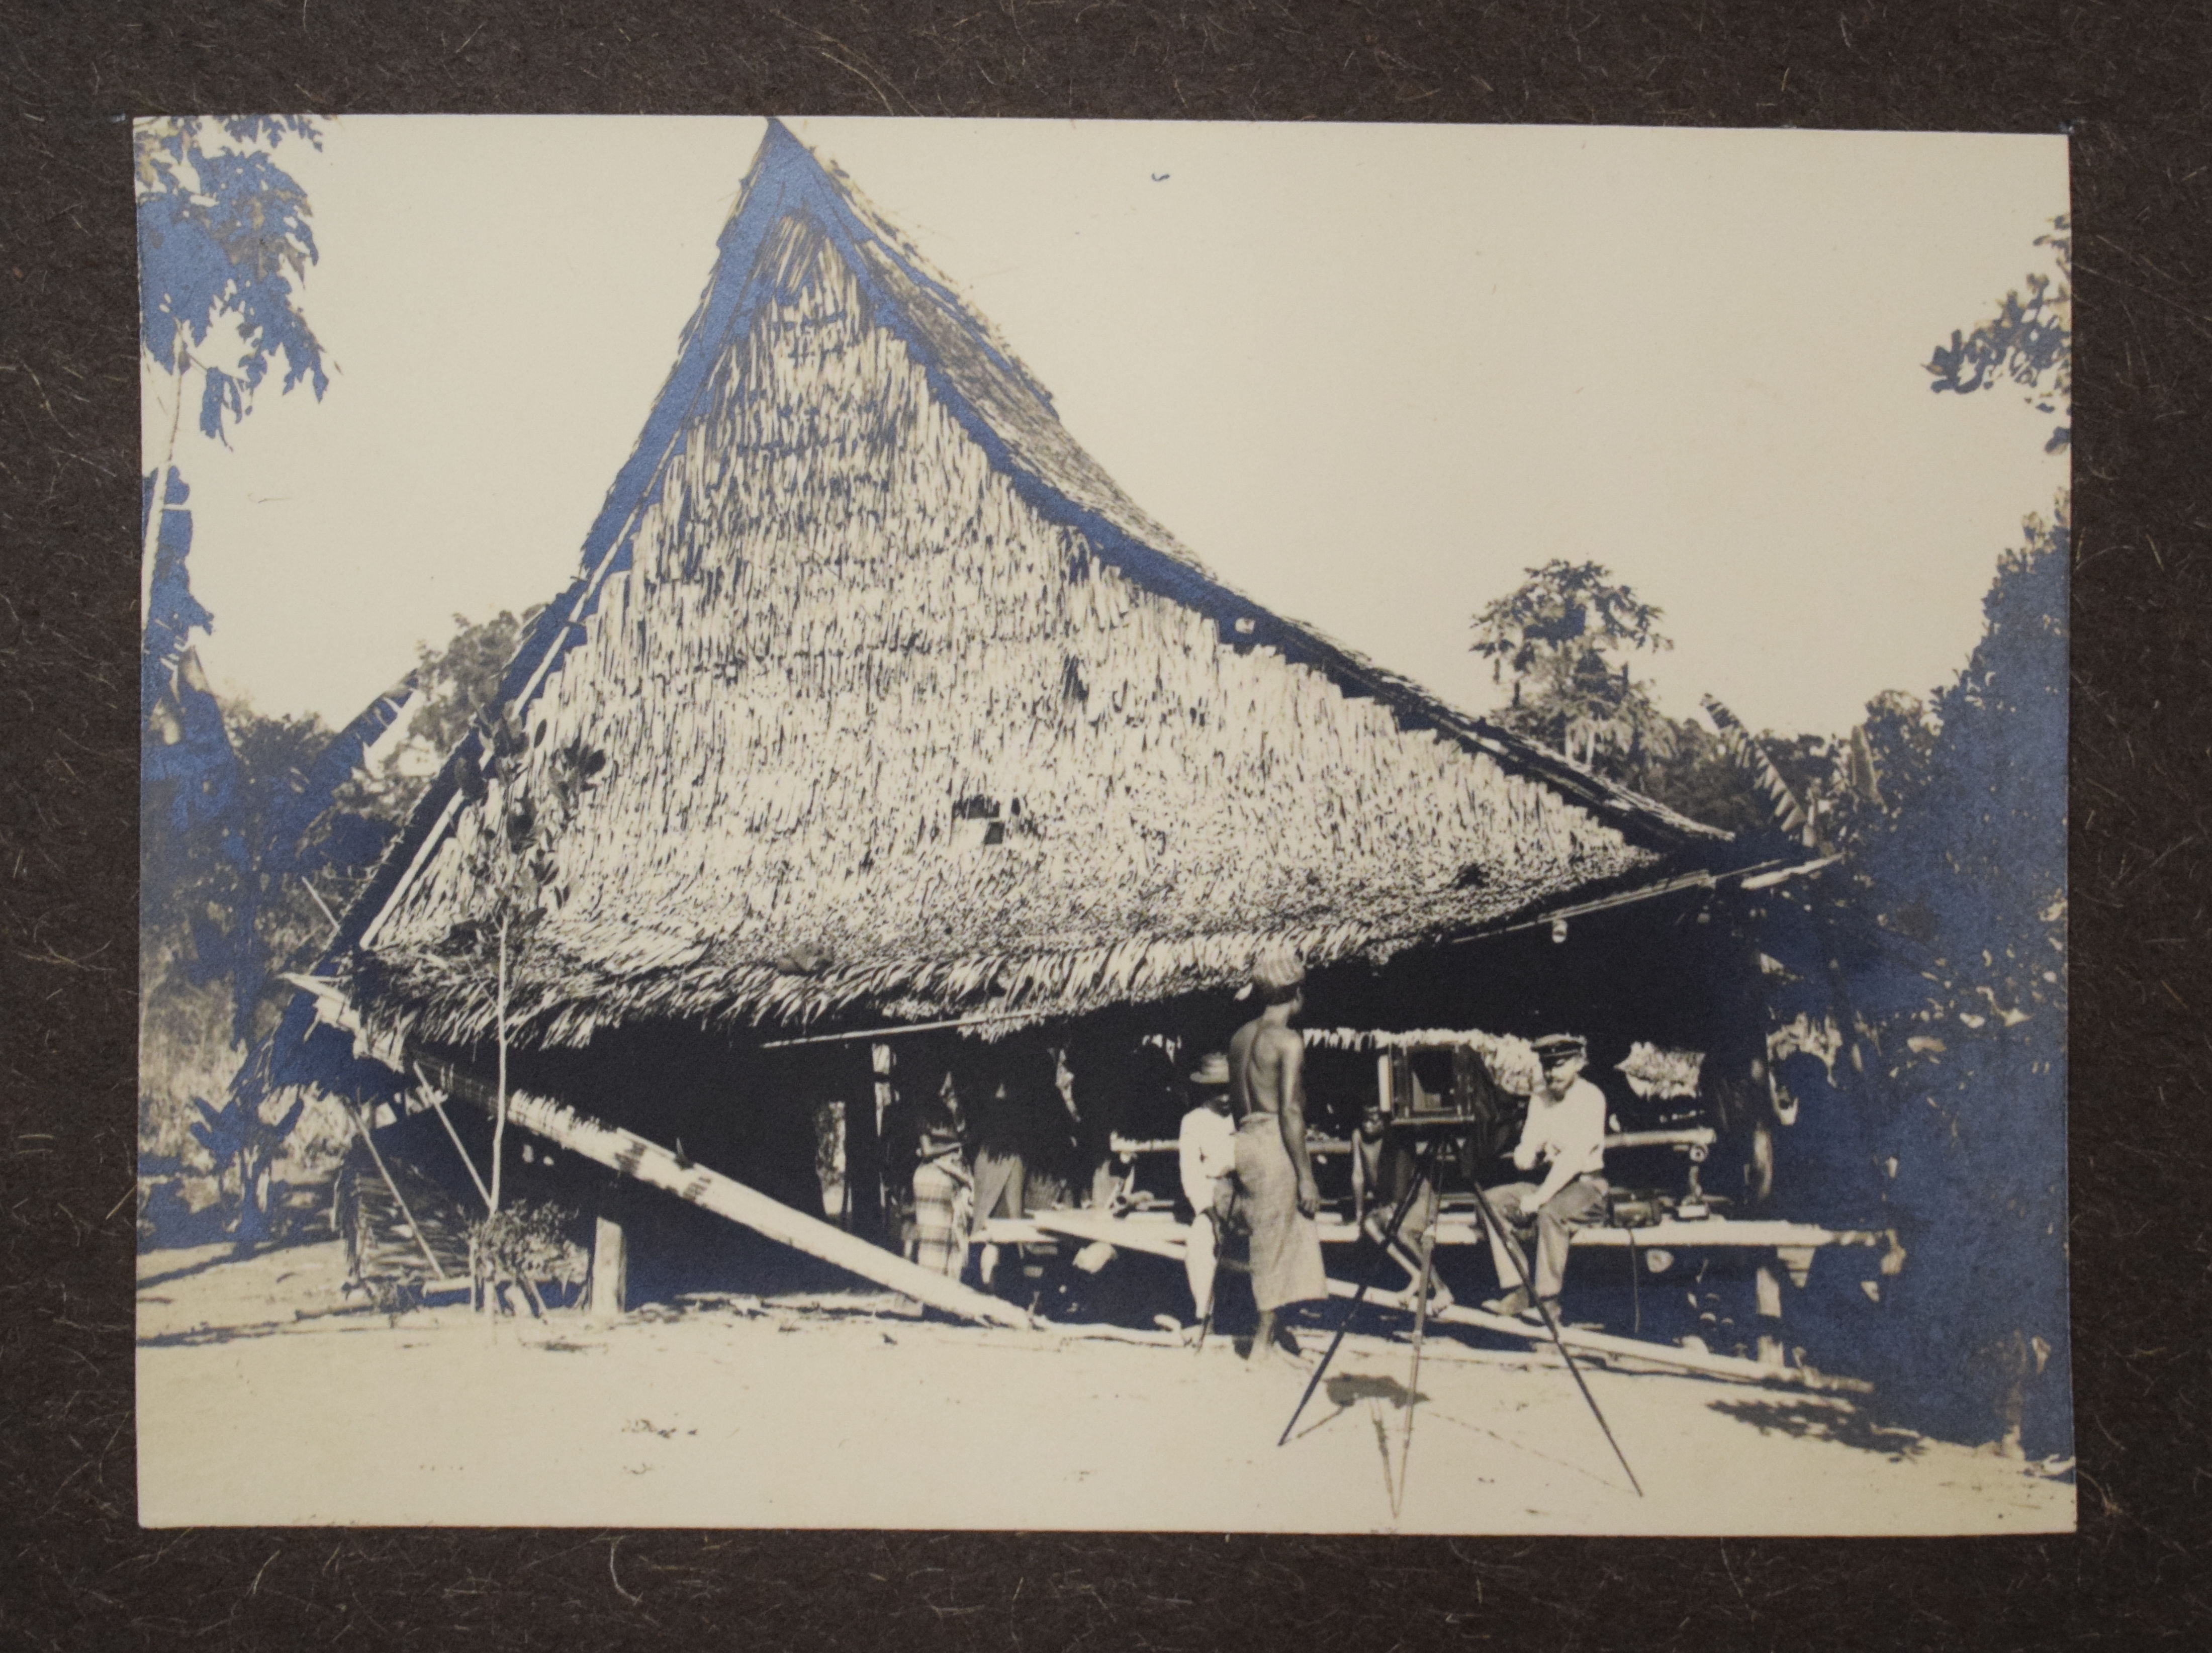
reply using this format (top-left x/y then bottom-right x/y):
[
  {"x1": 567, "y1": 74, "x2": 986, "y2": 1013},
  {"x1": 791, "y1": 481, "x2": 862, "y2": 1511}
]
[
  {"x1": 1233, "y1": 1111, "x2": 1327, "y2": 1312},
  {"x1": 912, "y1": 1154, "x2": 972, "y2": 1278}
]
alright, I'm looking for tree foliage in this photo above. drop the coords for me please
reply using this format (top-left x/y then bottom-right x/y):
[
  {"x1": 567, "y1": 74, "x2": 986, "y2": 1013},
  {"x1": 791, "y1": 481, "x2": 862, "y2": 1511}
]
[
  {"x1": 140, "y1": 605, "x2": 528, "y2": 1244},
  {"x1": 407, "y1": 610, "x2": 539, "y2": 767},
  {"x1": 1470, "y1": 559, "x2": 1677, "y2": 770},
  {"x1": 136, "y1": 116, "x2": 329, "y2": 440},
  {"x1": 1757, "y1": 500, "x2": 2070, "y2": 1451},
  {"x1": 1744, "y1": 221, "x2": 2072, "y2": 1451},
  {"x1": 1926, "y1": 215, "x2": 2071, "y2": 453},
  {"x1": 435, "y1": 712, "x2": 608, "y2": 1211}
]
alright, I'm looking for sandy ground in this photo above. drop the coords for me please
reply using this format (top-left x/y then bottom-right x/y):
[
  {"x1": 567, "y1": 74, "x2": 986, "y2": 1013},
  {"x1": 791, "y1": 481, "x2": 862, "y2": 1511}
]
[{"x1": 137, "y1": 1239, "x2": 2073, "y2": 1534}]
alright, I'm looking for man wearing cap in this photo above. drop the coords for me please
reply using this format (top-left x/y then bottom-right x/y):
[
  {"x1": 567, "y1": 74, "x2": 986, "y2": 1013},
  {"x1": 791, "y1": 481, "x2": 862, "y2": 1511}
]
[
  {"x1": 1175, "y1": 1052, "x2": 1239, "y2": 1331},
  {"x1": 1481, "y1": 1034, "x2": 1609, "y2": 1321},
  {"x1": 1229, "y1": 948, "x2": 1329, "y2": 1365}
]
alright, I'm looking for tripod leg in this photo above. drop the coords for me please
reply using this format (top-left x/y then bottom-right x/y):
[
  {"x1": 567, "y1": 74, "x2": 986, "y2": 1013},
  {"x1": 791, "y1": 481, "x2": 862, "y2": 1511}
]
[
  {"x1": 1467, "y1": 1181, "x2": 1643, "y2": 1498},
  {"x1": 1277, "y1": 1138, "x2": 1437, "y2": 1449},
  {"x1": 1396, "y1": 1229, "x2": 1436, "y2": 1515},
  {"x1": 1626, "y1": 1226, "x2": 1640, "y2": 1337}
]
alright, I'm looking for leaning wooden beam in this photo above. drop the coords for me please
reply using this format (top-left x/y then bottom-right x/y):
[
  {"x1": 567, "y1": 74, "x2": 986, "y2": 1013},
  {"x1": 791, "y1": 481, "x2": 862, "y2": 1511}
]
[
  {"x1": 345, "y1": 1103, "x2": 449, "y2": 1282},
  {"x1": 1392, "y1": 1293, "x2": 1872, "y2": 1395},
  {"x1": 491, "y1": 1087, "x2": 1032, "y2": 1329},
  {"x1": 285, "y1": 973, "x2": 1030, "y2": 1328}
]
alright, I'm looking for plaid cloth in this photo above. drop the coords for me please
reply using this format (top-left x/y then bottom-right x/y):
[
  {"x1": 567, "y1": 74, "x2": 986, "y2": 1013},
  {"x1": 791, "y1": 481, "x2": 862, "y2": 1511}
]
[{"x1": 912, "y1": 1151, "x2": 973, "y2": 1278}]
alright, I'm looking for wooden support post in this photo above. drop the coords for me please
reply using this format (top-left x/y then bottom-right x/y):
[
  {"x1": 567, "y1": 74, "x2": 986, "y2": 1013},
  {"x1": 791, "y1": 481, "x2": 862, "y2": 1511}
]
[
  {"x1": 860, "y1": 1042, "x2": 894, "y2": 1245},
  {"x1": 589, "y1": 1208, "x2": 628, "y2": 1321},
  {"x1": 1755, "y1": 1261, "x2": 1786, "y2": 1368},
  {"x1": 1776, "y1": 1244, "x2": 1817, "y2": 1290}
]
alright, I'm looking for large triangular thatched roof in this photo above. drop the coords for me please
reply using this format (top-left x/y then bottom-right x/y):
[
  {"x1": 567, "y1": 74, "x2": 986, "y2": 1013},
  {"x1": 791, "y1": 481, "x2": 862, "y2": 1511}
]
[{"x1": 331, "y1": 121, "x2": 1726, "y2": 1049}]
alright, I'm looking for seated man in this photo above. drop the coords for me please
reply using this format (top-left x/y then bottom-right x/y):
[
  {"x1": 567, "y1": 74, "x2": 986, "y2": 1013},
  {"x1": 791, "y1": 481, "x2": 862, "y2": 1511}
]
[
  {"x1": 1482, "y1": 1034, "x2": 1608, "y2": 1321},
  {"x1": 1354, "y1": 1101, "x2": 1452, "y2": 1314},
  {"x1": 1176, "y1": 1051, "x2": 1239, "y2": 1332}
]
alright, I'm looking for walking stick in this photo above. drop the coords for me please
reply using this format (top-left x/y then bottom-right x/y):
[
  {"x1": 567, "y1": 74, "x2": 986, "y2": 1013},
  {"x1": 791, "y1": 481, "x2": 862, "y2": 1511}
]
[
  {"x1": 1191, "y1": 1215, "x2": 1220, "y2": 1356},
  {"x1": 1466, "y1": 1181, "x2": 1643, "y2": 1498},
  {"x1": 1278, "y1": 1137, "x2": 1437, "y2": 1447},
  {"x1": 1394, "y1": 1229, "x2": 1436, "y2": 1516}
]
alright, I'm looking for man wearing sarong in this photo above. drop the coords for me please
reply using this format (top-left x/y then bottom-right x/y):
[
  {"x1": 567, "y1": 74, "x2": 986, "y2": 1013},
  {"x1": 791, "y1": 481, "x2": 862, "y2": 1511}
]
[
  {"x1": 910, "y1": 1119, "x2": 973, "y2": 1280},
  {"x1": 1229, "y1": 948, "x2": 1328, "y2": 1365}
]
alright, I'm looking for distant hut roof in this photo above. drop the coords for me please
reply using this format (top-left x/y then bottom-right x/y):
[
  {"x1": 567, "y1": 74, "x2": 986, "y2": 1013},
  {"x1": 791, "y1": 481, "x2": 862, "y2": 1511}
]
[{"x1": 331, "y1": 121, "x2": 1727, "y2": 1049}]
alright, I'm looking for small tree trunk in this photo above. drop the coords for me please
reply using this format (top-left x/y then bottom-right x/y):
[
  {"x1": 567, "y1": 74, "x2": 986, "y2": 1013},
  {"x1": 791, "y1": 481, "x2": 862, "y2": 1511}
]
[
  {"x1": 492, "y1": 913, "x2": 510, "y2": 1214},
  {"x1": 141, "y1": 342, "x2": 190, "y2": 635}
]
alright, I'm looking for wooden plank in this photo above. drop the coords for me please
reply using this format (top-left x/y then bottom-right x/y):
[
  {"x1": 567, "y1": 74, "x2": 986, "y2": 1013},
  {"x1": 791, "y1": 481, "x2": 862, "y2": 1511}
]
[
  {"x1": 498, "y1": 1087, "x2": 1032, "y2": 1329},
  {"x1": 1355, "y1": 1288, "x2": 1873, "y2": 1395},
  {"x1": 1028, "y1": 1207, "x2": 1869, "y2": 1393},
  {"x1": 1029, "y1": 1208, "x2": 1187, "y2": 1261},
  {"x1": 1566, "y1": 1219, "x2": 1886, "y2": 1250},
  {"x1": 1054, "y1": 1209, "x2": 1884, "y2": 1252},
  {"x1": 1305, "y1": 1216, "x2": 1884, "y2": 1251},
  {"x1": 1034, "y1": 1207, "x2": 1885, "y2": 1265}
]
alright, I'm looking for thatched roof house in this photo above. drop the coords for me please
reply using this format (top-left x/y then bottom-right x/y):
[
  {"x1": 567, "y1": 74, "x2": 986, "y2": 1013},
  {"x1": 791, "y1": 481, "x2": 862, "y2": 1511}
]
[{"x1": 330, "y1": 120, "x2": 1726, "y2": 1055}]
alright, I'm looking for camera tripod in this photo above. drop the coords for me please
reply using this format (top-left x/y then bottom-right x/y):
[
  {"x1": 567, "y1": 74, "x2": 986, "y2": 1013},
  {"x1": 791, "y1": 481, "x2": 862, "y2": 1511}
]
[{"x1": 1278, "y1": 1125, "x2": 1642, "y2": 1502}]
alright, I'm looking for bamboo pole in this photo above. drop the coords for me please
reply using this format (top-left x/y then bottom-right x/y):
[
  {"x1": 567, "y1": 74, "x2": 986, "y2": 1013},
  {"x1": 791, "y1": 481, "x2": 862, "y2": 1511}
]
[
  {"x1": 429, "y1": 1095, "x2": 493, "y2": 1210},
  {"x1": 760, "y1": 1008, "x2": 1048, "y2": 1048}
]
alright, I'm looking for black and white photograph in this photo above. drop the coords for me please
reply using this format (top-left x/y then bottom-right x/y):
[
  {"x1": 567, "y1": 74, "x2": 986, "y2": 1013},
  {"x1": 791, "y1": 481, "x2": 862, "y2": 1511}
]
[{"x1": 136, "y1": 114, "x2": 2072, "y2": 1533}]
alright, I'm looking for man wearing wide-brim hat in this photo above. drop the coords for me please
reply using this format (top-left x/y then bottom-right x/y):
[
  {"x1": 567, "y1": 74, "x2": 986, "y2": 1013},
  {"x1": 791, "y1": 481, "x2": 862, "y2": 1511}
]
[
  {"x1": 1481, "y1": 1033, "x2": 1609, "y2": 1321},
  {"x1": 1175, "y1": 1050, "x2": 1239, "y2": 1333}
]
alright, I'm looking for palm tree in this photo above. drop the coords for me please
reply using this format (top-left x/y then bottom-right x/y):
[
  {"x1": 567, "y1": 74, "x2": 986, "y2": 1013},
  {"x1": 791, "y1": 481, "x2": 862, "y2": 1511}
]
[{"x1": 136, "y1": 116, "x2": 329, "y2": 634}]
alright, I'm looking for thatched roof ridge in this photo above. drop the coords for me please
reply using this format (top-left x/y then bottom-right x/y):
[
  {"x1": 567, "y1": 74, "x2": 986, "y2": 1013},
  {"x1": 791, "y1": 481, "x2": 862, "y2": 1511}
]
[{"x1": 328, "y1": 122, "x2": 1729, "y2": 1047}]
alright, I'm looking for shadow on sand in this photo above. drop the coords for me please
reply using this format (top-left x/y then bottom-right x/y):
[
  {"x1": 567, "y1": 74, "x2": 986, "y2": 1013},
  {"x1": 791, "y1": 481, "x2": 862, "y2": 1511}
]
[
  {"x1": 136, "y1": 1177, "x2": 335, "y2": 1291},
  {"x1": 1326, "y1": 1371, "x2": 1424, "y2": 1410},
  {"x1": 1709, "y1": 1395, "x2": 1928, "y2": 1460}
]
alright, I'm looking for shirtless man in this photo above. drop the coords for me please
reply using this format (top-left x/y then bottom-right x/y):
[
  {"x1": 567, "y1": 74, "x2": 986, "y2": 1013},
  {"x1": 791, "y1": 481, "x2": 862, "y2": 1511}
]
[{"x1": 1228, "y1": 948, "x2": 1328, "y2": 1365}]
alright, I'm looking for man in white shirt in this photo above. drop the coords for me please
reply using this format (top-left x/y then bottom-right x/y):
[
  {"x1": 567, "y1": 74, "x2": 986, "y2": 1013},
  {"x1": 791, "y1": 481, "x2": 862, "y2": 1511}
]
[
  {"x1": 1176, "y1": 1050, "x2": 1239, "y2": 1330},
  {"x1": 1481, "y1": 1034, "x2": 1609, "y2": 1320}
]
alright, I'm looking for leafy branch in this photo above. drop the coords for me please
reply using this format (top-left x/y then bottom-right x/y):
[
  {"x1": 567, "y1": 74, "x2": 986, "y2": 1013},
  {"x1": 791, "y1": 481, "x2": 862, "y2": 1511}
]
[{"x1": 1926, "y1": 215, "x2": 2071, "y2": 453}]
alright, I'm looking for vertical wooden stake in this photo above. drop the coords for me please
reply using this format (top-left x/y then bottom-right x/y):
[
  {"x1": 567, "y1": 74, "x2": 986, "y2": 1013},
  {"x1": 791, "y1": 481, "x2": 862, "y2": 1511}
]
[
  {"x1": 590, "y1": 1210, "x2": 628, "y2": 1321},
  {"x1": 1755, "y1": 1261, "x2": 1786, "y2": 1368}
]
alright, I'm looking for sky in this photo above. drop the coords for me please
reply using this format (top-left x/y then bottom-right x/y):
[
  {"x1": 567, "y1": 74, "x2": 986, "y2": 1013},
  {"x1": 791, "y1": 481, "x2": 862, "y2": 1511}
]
[{"x1": 145, "y1": 116, "x2": 2069, "y2": 739}]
